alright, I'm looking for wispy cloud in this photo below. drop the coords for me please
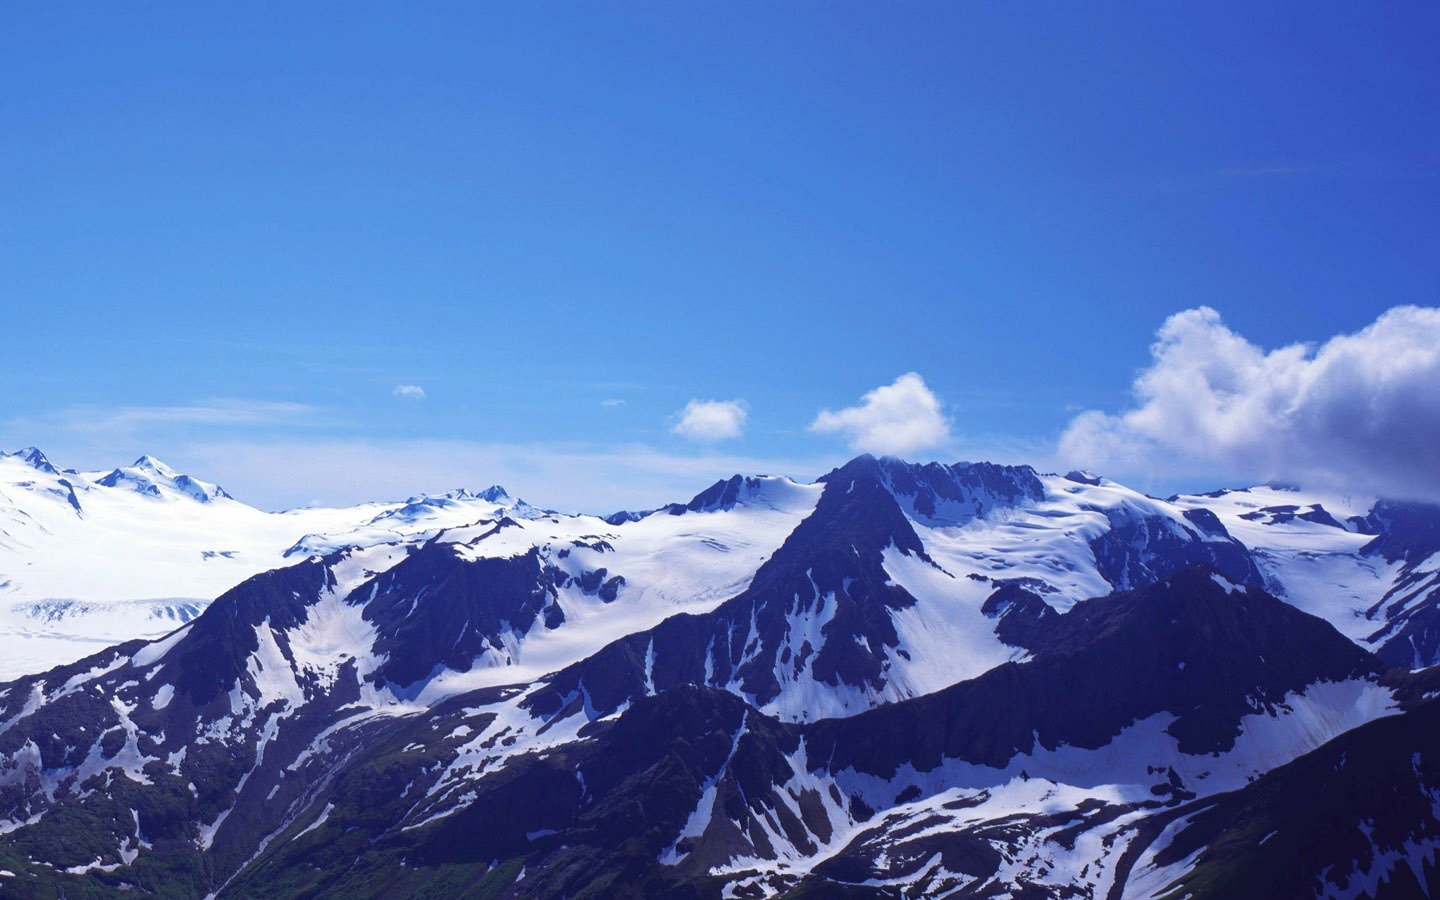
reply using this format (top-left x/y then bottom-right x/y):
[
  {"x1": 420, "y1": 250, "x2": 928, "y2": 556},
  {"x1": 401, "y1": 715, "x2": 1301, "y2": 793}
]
[
  {"x1": 11, "y1": 399, "x2": 322, "y2": 435},
  {"x1": 3, "y1": 399, "x2": 333, "y2": 476},
  {"x1": 811, "y1": 373, "x2": 951, "y2": 457},
  {"x1": 392, "y1": 385, "x2": 427, "y2": 401},
  {"x1": 601, "y1": 399, "x2": 627, "y2": 408},
  {"x1": 671, "y1": 399, "x2": 748, "y2": 443}
]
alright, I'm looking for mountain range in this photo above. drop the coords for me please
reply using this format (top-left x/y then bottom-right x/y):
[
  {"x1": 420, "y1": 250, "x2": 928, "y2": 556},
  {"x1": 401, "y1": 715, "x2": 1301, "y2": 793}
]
[{"x1": 1, "y1": 448, "x2": 1438, "y2": 898}]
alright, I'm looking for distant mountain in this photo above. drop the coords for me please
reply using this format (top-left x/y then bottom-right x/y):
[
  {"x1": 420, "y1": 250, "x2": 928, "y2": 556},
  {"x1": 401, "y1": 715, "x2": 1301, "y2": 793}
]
[
  {"x1": 1178, "y1": 486, "x2": 1440, "y2": 668},
  {"x1": 0, "y1": 449, "x2": 584, "y2": 679}
]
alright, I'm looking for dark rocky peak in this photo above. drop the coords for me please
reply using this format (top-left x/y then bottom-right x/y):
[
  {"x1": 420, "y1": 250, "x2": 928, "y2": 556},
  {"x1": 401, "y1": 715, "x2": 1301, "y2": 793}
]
[
  {"x1": 658, "y1": 473, "x2": 807, "y2": 517},
  {"x1": 809, "y1": 566, "x2": 1386, "y2": 777},
  {"x1": 361, "y1": 542, "x2": 567, "y2": 692},
  {"x1": 980, "y1": 579, "x2": 1060, "y2": 652},
  {"x1": 602, "y1": 508, "x2": 648, "y2": 525},
  {"x1": 1181, "y1": 506, "x2": 1229, "y2": 535},
  {"x1": 739, "y1": 463, "x2": 929, "y2": 602},
  {"x1": 606, "y1": 473, "x2": 809, "y2": 523},
  {"x1": 2, "y1": 447, "x2": 58, "y2": 475},
  {"x1": 1091, "y1": 502, "x2": 1264, "y2": 591},
  {"x1": 680, "y1": 474, "x2": 759, "y2": 513},
  {"x1": 822, "y1": 455, "x2": 1045, "y2": 525},
  {"x1": 529, "y1": 473, "x2": 931, "y2": 722},
  {"x1": 132, "y1": 454, "x2": 175, "y2": 475},
  {"x1": 160, "y1": 556, "x2": 340, "y2": 707},
  {"x1": 1037, "y1": 566, "x2": 1388, "y2": 746},
  {"x1": 475, "y1": 484, "x2": 509, "y2": 502},
  {"x1": 1064, "y1": 469, "x2": 1102, "y2": 486},
  {"x1": 1353, "y1": 499, "x2": 1440, "y2": 564}
]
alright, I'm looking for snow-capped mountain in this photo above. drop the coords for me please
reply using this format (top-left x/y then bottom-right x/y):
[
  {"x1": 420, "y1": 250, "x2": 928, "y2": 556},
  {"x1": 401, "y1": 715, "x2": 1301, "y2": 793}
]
[
  {"x1": 1175, "y1": 485, "x2": 1440, "y2": 668},
  {"x1": 1, "y1": 449, "x2": 1439, "y2": 897},
  {"x1": 3, "y1": 448, "x2": 792, "y2": 681}
]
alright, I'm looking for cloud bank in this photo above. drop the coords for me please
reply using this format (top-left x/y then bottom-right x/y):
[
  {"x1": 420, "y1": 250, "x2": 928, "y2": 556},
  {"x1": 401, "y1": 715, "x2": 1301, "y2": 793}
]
[
  {"x1": 811, "y1": 373, "x2": 951, "y2": 457},
  {"x1": 672, "y1": 399, "x2": 748, "y2": 443},
  {"x1": 1059, "y1": 306, "x2": 1440, "y2": 500}
]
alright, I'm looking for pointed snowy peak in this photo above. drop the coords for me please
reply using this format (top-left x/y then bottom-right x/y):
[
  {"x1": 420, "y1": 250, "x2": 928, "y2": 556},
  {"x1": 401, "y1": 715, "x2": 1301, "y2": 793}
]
[
  {"x1": 476, "y1": 484, "x2": 510, "y2": 502},
  {"x1": 530, "y1": 470, "x2": 934, "y2": 721},
  {"x1": 1, "y1": 446, "x2": 59, "y2": 475},
  {"x1": 0, "y1": 448, "x2": 87, "y2": 519},
  {"x1": 96, "y1": 455, "x2": 232, "y2": 502},
  {"x1": 682, "y1": 474, "x2": 757, "y2": 512},
  {"x1": 606, "y1": 473, "x2": 816, "y2": 522},
  {"x1": 132, "y1": 453, "x2": 179, "y2": 478},
  {"x1": 374, "y1": 486, "x2": 513, "y2": 525},
  {"x1": 679, "y1": 473, "x2": 810, "y2": 514}
]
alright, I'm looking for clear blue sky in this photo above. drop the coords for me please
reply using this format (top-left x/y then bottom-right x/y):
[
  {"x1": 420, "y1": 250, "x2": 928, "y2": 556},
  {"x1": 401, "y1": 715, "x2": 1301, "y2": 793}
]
[{"x1": 4, "y1": 5, "x2": 1438, "y2": 510}]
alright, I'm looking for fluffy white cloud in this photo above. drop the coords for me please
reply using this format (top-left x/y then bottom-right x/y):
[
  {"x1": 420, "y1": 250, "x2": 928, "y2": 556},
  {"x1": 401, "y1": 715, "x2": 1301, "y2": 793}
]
[
  {"x1": 1059, "y1": 305, "x2": 1440, "y2": 500},
  {"x1": 671, "y1": 399, "x2": 748, "y2": 443},
  {"x1": 810, "y1": 373, "x2": 951, "y2": 457},
  {"x1": 393, "y1": 385, "x2": 427, "y2": 400}
]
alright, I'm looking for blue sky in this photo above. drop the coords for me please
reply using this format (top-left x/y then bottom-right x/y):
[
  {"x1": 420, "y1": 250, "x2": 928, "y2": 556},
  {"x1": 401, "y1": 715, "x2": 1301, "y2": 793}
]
[{"x1": 4, "y1": 5, "x2": 1439, "y2": 511}]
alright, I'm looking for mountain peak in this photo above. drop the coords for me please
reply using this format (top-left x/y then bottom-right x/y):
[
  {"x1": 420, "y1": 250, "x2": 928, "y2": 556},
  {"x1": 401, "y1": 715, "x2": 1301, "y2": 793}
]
[
  {"x1": 822, "y1": 455, "x2": 1046, "y2": 525},
  {"x1": 132, "y1": 454, "x2": 179, "y2": 477},
  {"x1": 96, "y1": 456, "x2": 231, "y2": 503},
  {"x1": 680, "y1": 473, "x2": 805, "y2": 513},
  {"x1": 476, "y1": 484, "x2": 510, "y2": 502},
  {"x1": 2, "y1": 446, "x2": 58, "y2": 474}
]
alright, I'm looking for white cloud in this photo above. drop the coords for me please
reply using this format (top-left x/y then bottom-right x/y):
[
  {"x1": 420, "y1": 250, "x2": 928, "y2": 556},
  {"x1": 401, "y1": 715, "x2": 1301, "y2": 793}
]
[
  {"x1": 810, "y1": 373, "x2": 951, "y2": 457},
  {"x1": 601, "y1": 399, "x2": 627, "y2": 408},
  {"x1": 671, "y1": 399, "x2": 747, "y2": 443},
  {"x1": 393, "y1": 385, "x2": 427, "y2": 400},
  {"x1": 1058, "y1": 305, "x2": 1440, "y2": 500}
]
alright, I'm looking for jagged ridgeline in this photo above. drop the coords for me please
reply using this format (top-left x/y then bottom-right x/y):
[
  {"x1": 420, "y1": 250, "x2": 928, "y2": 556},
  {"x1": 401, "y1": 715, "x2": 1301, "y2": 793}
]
[{"x1": 1, "y1": 450, "x2": 1438, "y2": 898}]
